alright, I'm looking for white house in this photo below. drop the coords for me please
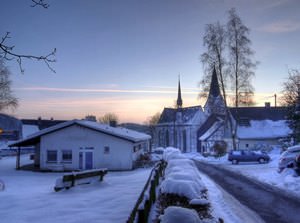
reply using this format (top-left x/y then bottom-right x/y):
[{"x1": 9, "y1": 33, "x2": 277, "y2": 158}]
[{"x1": 10, "y1": 120, "x2": 151, "y2": 171}]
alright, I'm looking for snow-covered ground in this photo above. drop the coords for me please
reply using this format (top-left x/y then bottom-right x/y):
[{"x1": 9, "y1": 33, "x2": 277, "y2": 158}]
[
  {"x1": 0, "y1": 155, "x2": 151, "y2": 223},
  {"x1": 187, "y1": 148, "x2": 300, "y2": 197}
]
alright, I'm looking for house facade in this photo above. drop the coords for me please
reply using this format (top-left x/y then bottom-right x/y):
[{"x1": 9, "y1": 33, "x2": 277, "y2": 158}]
[
  {"x1": 155, "y1": 68, "x2": 290, "y2": 153},
  {"x1": 10, "y1": 120, "x2": 151, "y2": 171}
]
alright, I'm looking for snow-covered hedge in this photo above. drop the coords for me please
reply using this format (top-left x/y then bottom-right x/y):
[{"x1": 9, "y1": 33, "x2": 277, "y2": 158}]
[
  {"x1": 161, "y1": 158, "x2": 207, "y2": 200},
  {"x1": 156, "y1": 147, "x2": 215, "y2": 222},
  {"x1": 160, "y1": 206, "x2": 202, "y2": 223}
]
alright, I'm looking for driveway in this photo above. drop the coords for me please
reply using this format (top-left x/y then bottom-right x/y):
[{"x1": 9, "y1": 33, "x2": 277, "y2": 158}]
[{"x1": 194, "y1": 160, "x2": 300, "y2": 223}]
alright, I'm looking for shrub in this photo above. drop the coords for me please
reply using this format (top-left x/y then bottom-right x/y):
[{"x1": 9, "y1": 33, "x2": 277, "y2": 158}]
[{"x1": 213, "y1": 141, "x2": 227, "y2": 157}]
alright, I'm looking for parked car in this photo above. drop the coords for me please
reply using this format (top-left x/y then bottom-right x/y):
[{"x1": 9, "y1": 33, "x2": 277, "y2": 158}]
[
  {"x1": 228, "y1": 150, "x2": 270, "y2": 164},
  {"x1": 278, "y1": 145, "x2": 300, "y2": 173}
]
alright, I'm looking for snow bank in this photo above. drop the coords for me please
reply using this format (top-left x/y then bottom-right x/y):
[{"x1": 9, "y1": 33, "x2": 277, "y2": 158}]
[
  {"x1": 163, "y1": 147, "x2": 186, "y2": 161},
  {"x1": 160, "y1": 148, "x2": 206, "y2": 200},
  {"x1": 160, "y1": 206, "x2": 202, "y2": 223}
]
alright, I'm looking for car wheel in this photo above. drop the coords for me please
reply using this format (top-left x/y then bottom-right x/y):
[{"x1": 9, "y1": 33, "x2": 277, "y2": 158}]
[
  {"x1": 232, "y1": 159, "x2": 238, "y2": 165},
  {"x1": 258, "y1": 158, "x2": 265, "y2": 164}
]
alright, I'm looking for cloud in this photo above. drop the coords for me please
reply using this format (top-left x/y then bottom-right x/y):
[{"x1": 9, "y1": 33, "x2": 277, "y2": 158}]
[
  {"x1": 259, "y1": 20, "x2": 300, "y2": 33},
  {"x1": 14, "y1": 86, "x2": 199, "y2": 95},
  {"x1": 261, "y1": 0, "x2": 291, "y2": 10}
]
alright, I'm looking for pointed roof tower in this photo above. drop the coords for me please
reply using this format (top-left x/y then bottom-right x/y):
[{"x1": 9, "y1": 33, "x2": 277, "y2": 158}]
[
  {"x1": 208, "y1": 66, "x2": 221, "y2": 98},
  {"x1": 176, "y1": 75, "x2": 183, "y2": 109},
  {"x1": 204, "y1": 66, "x2": 226, "y2": 115}
]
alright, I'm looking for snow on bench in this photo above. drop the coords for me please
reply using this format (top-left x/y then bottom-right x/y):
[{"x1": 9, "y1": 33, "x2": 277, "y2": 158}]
[{"x1": 54, "y1": 168, "x2": 108, "y2": 192}]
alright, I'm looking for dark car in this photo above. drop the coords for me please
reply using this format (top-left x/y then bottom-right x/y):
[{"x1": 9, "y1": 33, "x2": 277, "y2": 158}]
[{"x1": 228, "y1": 150, "x2": 270, "y2": 164}]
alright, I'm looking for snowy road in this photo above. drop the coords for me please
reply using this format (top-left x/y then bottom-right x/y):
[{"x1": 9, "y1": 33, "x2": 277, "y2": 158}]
[{"x1": 194, "y1": 160, "x2": 300, "y2": 223}]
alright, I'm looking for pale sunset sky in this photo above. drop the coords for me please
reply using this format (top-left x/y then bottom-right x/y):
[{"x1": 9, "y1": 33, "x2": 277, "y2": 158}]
[{"x1": 1, "y1": 0, "x2": 300, "y2": 123}]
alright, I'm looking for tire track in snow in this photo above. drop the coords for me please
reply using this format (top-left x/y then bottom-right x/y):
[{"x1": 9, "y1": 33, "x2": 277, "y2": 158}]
[
  {"x1": 194, "y1": 160, "x2": 300, "y2": 223},
  {"x1": 199, "y1": 171, "x2": 265, "y2": 223}
]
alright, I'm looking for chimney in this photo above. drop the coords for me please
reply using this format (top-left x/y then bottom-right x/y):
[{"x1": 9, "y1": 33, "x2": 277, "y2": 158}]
[
  {"x1": 109, "y1": 120, "x2": 117, "y2": 127},
  {"x1": 265, "y1": 102, "x2": 271, "y2": 108}
]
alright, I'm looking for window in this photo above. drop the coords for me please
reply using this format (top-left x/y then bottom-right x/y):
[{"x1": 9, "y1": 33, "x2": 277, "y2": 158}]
[
  {"x1": 104, "y1": 146, "x2": 110, "y2": 154},
  {"x1": 47, "y1": 150, "x2": 57, "y2": 163},
  {"x1": 62, "y1": 150, "x2": 72, "y2": 163}
]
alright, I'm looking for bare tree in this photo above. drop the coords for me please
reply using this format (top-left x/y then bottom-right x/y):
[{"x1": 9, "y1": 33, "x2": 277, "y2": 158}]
[
  {"x1": 238, "y1": 91, "x2": 256, "y2": 106},
  {"x1": 200, "y1": 22, "x2": 239, "y2": 149},
  {"x1": 280, "y1": 69, "x2": 300, "y2": 107},
  {"x1": 226, "y1": 8, "x2": 257, "y2": 149},
  {"x1": 83, "y1": 115, "x2": 97, "y2": 122},
  {"x1": 0, "y1": 60, "x2": 18, "y2": 111},
  {"x1": 227, "y1": 8, "x2": 257, "y2": 108},
  {"x1": 281, "y1": 69, "x2": 300, "y2": 143},
  {"x1": 31, "y1": 0, "x2": 49, "y2": 8},
  {"x1": 0, "y1": 0, "x2": 55, "y2": 73},
  {"x1": 200, "y1": 22, "x2": 228, "y2": 101},
  {"x1": 99, "y1": 113, "x2": 119, "y2": 125},
  {"x1": 147, "y1": 112, "x2": 161, "y2": 126}
]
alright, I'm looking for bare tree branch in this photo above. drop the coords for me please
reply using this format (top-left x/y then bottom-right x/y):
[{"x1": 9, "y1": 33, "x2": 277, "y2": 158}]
[
  {"x1": 0, "y1": 32, "x2": 56, "y2": 73},
  {"x1": 31, "y1": 0, "x2": 49, "y2": 8}
]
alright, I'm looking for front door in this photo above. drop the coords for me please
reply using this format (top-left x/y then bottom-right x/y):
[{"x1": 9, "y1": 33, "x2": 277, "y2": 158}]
[
  {"x1": 85, "y1": 151, "x2": 93, "y2": 170},
  {"x1": 79, "y1": 151, "x2": 93, "y2": 170}
]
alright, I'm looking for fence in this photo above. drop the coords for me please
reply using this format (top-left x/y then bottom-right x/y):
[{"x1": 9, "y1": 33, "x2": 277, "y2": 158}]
[{"x1": 126, "y1": 160, "x2": 167, "y2": 223}]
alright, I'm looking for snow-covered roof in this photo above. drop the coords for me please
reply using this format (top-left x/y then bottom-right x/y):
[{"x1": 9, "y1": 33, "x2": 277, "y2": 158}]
[
  {"x1": 9, "y1": 120, "x2": 151, "y2": 147},
  {"x1": 237, "y1": 120, "x2": 291, "y2": 139},
  {"x1": 22, "y1": 124, "x2": 39, "y2": 138},
  {"x1": 158, "y1": 106, "x2": 203, "y2": 124},
  {"x1": 199, "y1": 121, "x2": 223, "y2": 141}
]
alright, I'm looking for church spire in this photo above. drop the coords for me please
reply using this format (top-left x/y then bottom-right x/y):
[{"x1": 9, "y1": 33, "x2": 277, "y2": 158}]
[
  {"x1": 177, "y1": 74, "x2": 183, "y2": 109},
  {"x1": 208, "y1": 66, "x2": 221, "y2": 98}
]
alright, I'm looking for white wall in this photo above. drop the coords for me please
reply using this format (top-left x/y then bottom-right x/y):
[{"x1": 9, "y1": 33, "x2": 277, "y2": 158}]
[
  {"x1": 238, "y1": 138, "x2": 279, "y2": 150},
  {"x1": 40, "y1": 124, "x2": 136, "y2": 171}
]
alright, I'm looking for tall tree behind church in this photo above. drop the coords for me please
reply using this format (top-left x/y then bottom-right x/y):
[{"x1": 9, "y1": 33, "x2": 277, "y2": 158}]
[
  {"x1": 227, "y1": 8, "x2": 257, "y2": 108},
  {"x1": 200, "y1": 22, "x2": 228, "y2": 103},
  {"x1": 0, "y1": 60, "x2": 18, "y2": 111},
  {"x1": 200, "y1": 22, "x2": 238, "y2": 149}
]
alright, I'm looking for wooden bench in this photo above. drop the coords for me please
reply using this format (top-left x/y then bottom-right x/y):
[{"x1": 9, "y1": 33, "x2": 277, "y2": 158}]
[{"x1": 54, "y1": 168, "x2": 108, "y2": 192}]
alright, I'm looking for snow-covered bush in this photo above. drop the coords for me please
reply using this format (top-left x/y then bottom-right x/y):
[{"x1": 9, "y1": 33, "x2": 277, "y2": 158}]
[
  {"x1": 159, "y1": 206, "x2": 202, "y2": 223},
  {"x1": 162, "y1": 147, "x2": 185, "y2": 161},
  {"x1": 156, "y1": 148, "x2": 213, "y2": 221}
]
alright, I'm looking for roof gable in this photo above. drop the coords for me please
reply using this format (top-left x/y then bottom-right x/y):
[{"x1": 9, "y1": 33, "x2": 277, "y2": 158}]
[
  {"x1": 9, "y1": 120, "x2": 151, "y2": 147},
  {"x1": 158, "y1": 106, "x2": 202, "y2": 124}
]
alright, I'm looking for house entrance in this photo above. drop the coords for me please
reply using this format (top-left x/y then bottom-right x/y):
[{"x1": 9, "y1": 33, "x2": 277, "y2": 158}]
[{"x1": 79, "y1": 148, "x2": 94, "y2": 170}]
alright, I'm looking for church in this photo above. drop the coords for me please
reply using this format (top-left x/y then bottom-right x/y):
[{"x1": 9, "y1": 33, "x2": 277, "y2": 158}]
[{"x1": 154, "y1": 68, "x2": 291, "y2": 153}]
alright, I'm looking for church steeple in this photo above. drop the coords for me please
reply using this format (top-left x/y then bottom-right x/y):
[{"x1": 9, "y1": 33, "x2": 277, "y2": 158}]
[
  {"x1": 208, "y1": 66, "x2": 221, "y2": 98},
  {"x1": 204, "y1": 66, "x2": 226, "y2": 115},
  {"x1": 177, "y1": 75, "x2": 183, "y2": 109}
]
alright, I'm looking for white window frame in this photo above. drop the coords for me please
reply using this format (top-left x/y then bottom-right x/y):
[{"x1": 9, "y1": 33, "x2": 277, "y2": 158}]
[
  {"x1": 62, "y1": 150, "x2": 72, "y2": 163},
  {"x1": 47, "y1": 150, "x2": 57, "y2": 163}
]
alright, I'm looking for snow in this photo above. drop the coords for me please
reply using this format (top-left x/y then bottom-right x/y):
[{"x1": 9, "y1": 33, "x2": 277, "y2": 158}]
[
  {"x1": 237, "y1": 120, "x2": 291, "y2": 139},
  {"x1": 0, "y1": 155, "x2": 151, "y2": 223},
  {"x1": 199, "y1": 121, "x2": 222, "y2": 141},
  {"x1": 160, "y1": 148, "x2": 206, "y2": 200},
  {"x1": 22, "y1": 124, "x2": 39, "y2": 138},
  {"x1": 188, "y1": 148, "x2": 300, "y2": 198},
  {"x1": 10, "y1": 120, "x2": 151, "y2": 147},
  {"x1": 159, "y1": 206, "x2": 202, "y2": 223},
  {"x1": 199, "y1": 173, "x2": 265, "y2": 223}
]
